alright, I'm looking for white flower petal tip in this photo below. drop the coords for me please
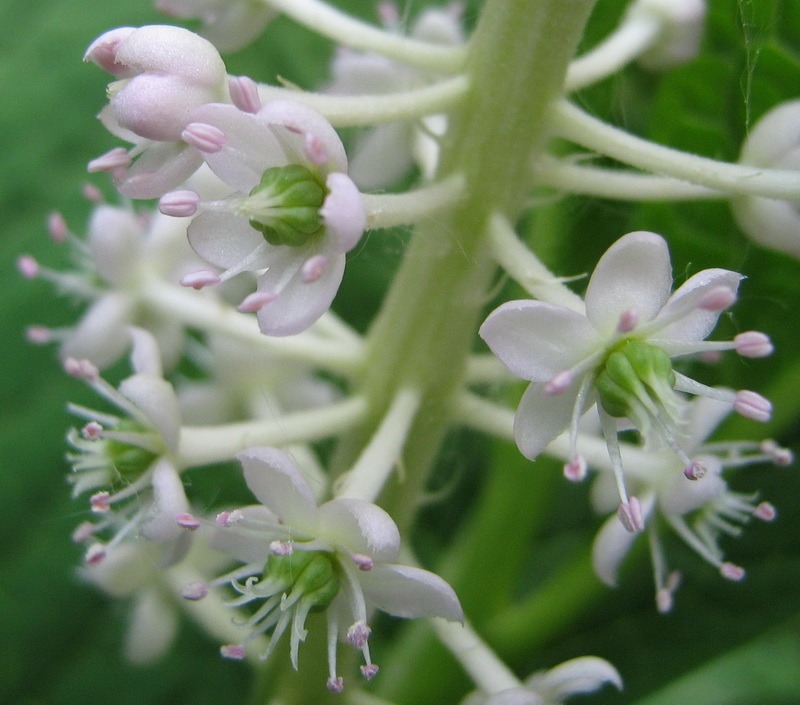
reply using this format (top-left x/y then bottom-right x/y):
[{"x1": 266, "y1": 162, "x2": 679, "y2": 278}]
[
  {"x1": 732, "y1": 100, "x2": 800, "y2": 258},
  {"x1": 631, "y1": 0, "x2": 707, "y2": 70},
  {"x1": 526, "y1": 656, "x2": 623, "y2": 700}
]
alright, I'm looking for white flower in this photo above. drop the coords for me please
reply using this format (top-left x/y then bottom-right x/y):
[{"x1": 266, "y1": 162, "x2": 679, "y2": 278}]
[
  {"x1": 84, "y1": 25, "x2": 228, "y2": 198},
  {"x1": 161, "y1": 99, "x2": 366, "y2": 336},
  {"x1": 461, "y1": 656, "x2": 622, "y2": 705},
  {"x1": 590, "y1": 394, "x2": 789, "y2": 611},
  {"x1": 731, "y1": 100, "x2": 800, "y2": 259},
  {"x1": 206, "y1": 447, "x2": 463, "y2": 691},
  {"x1": 66, "y1": 328, "x2": 192, "y2": 567},
  {"x1": 480, "y1": 231, "x2": 773, "y2": 530},
  {"x1": 156, "y1": 0, "x2": 277, "y2": 52}
]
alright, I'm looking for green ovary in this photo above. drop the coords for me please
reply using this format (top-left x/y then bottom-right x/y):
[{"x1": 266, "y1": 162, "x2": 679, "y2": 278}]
[{"x1": 266, "y1": 550, "x2": 340, "y2": 611}]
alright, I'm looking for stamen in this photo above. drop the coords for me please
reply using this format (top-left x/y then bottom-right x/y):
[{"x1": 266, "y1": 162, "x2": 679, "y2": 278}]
[
  {"x1": 81, "y1": 421, "x2": 103, "y2": 440},
  {"x1": 17, "y1": 255, "x2": 39, "y2": 279},
  {"x1": 352, "y1": 553, "x2": 374, "y2": 571},
  {"x1": 176, "y1": 513, "x2": 201, "y2": 530},
  {"x1": 72, "y1": 521, "x2": 96, "y2": 543},
  {"x1": 301, "y1": 255, "x2": 329, "y2": 283},
  {"x1": 63, "y1": 358, "x2": 100, "y2": 381},
  {"x1": 326, "y1": 677, "x2": 344, "y2": 693},
  {"x1": 90, "y1": 491, "x2": 111, "y2": 513},
  {"x1": 734, "y1": 331, "x2": 773, "y2": 358},
  {"x1": 229, "y1": 75, "x2": 262, "y2": 113},
  {"x1": 360, "y1": 664, "x2": 380, "y2": 680},
  {"x1": 25, "y1": 325, "x2": 54, "y2": 344},
  {"x1": 88, "y1": 147, "x2": 131, "y2": 173},
  {"x1": 754, "y1": 502, "x2": 777, "y2": 521},
  {"x1": 220, "y1": 644, "x2": 247, "y2": 660},
  {"x1": 182, "y1": 122, "x2": 227, "y2": 153},
  {"x1": 304, "y1": 133, "x2": 328, "y2": 164},
  {"x1": 683, "y1": 460, "x2": 707, "y2": 480},
  {"x1": 617, "y1": 308, "x2": 639, "y2": 333},
  {"x1": 182, "y1": 582, "x2": 209, "y2": 600},
  {"x1": 760, "y1": 440, "x2": 793, "y2": 466},
  {"x1": 545, "y1": 369, "x2": 573, "y2": 395},
  {"x1": 84, "y1": 542, "x2": 106, "y2": 565},
  {"x1": 734, "y1": 390, "x2": 772, "y2": 422},
  {"x1": 346, "y1": 621, "x2": 371, "y2": 649},
  {"x1": 698, "y1": 286, "x2": 737, "y2": 311},
  {"x1": 47, "y1": 212, "x2": 68, "y2": 242},
  {"x1": 618, "y1": 496, "x2": 645, "y2": 533},
  {"x1": 216, "y1": 510, "x2": 244, "y2": 527},
  {"x1": 238, "y1": 291, "x2": 277, "y2": 313},
  {"x1": 82, "y1": 183, "x2": 104, "y2": 203},
  {"x1": 563, "y1": 454, "x2": 587, "y2": 482},
  {"x1": 181, "y1": 269, "x2": 221, "y2": 289},
  {"x1": 159, "y1": 190, "x2": 200, "y2": 218},
  {"x1": 719, "y1": 562, "x2": 746, "y2": 581},
  {"x1": 270, "y1": 540, "x2": 294, "y2": 556}
]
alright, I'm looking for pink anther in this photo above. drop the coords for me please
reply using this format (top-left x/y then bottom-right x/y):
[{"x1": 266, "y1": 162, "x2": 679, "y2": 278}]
[
  {"x1": 326, "y1": 676, "x2": 344, "y2": 693},
  {"x1": 720, "y1": 562, "x2": 746, "y2": 581},
  {"x1": 182, "y1": 123, "x2": 227, "y2": 153},
  {"x1": 237, "y1": 291, "x2": 277, "y2": 313},
  {"x1": 683, "y1": 460, "x2": 706, "y2": 480},
  {"x1": 26, "y1": 326, "x2": 53, "y2": 344},
  {"x1": 181, "y1": 269, "x2": 221, "y2": 290},
  {"x1": 17, "y1": 255, "x2": 39, "y2": 279},
  {"x1": 563, "y1": 454, "x2": 587, "y2": 482},
  {"x1": 228, "y1": 76, "x2": 262, "y2": 113},
  {"x1": 754, "y1": 502, "x2": 777, "y2": 522},
  {"x1": 545, "y1": 370, "x2": 573, "y2": 395},
  {"x1": 352, "y1": 553, "x2": 373, "y2": 571},
  {"x1": 220, "y1": 644, "x2": 246, "y2": 660},
  {"x1": 301, "y1": 255, "x2": 329, "y2": 283},
  {"x1": 734, "y1": 390, "x2": 772, "y2": 423},
  {"x1": 699, "y1": 286, "x2": 737, "y2": 311},
  {"x1": 159, "y1": 190, "x2": 200, "y2": 218},
  {"x1": 618, "y1": 496, "x2": 645, "y2": 533},
  {"x1": 182, "y1": 582, "x2": 209, "y2": 601},
  {"x1": 734, "y1": 331, "x2": 773, "y2": 358},
  {"x1": 88, "y1": 147, "x2": 131, "y2": 173},
  {"x1": 616, "y1": 308, "x2": 639, "y2": 333},
  {"x1": 176, "y1": 513, "x2": 201, "y2": 530}
]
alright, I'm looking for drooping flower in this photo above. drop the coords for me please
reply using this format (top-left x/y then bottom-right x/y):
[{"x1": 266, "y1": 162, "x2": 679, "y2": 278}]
[
  {"x1": 66, "y1": 328, "x2": 192, "y2": 568},
  {"x1": 159, "y1": 99, "x2": 366, "y2": 336},
  {"x1": 84, "y1": 25, "x2": 228, "y2": 198},
  {"x1": 590, "y1": 394, "x2": 790, "y2": 611},
  {"x1": 731, "y1": 100, "x2": 800, "y2": 259},
  {"x1": 479, "y1": 231, "x2": 773, "y2": 530},
  {"x1": 156, "y1": 0, "x2": 277, "y2": 53},
  {"x1": 22, "y1": 198, "x2": 200, "y2": 369},
  {"x1": 201, "y1": 447, "x2": 463, "y2": 691},
  {"x1": 325, "y1": 2, "x2": 465, "y2": 189},
  {"x1": 461, "y1": 656, "x2": 622, "y2": 705}
]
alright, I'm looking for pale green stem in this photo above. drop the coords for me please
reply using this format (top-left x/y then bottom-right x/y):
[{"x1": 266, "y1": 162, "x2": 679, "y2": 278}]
[
  {"x1": 256, "y1": 75, "x2": 469, "y2": 128},
  {"x1": 177, "y1": 396, "x2": 368, "y2": 467},
  {"x1": 335, "y1": 387, "x2": 421, "y2": 502},
  {"x1": 566, "y1": 13, "x2": 660, "y2": 90},
  {"x1": 257, "y1": 0, "x2": 467, "y2": 72},
  {"x1": 142, "y1": 280, "x2": 363, "y2": 377},
  {"x1": 553, "y1": 100, "x2": 800, "y2": 200},
  {"x1": 464, "y1": 353, "x2": 514, "y2": 385},
  {"x1": 487, "y1": 213, "x2": 586, "y2": 312},
  {"x1": 453, "y1": 390, "x2": 666, "y2": 482},
  {"x1": 533, "y1": 156, "x2": 723, "y2": 200},
  {"x1": 363, "y1": 174, "x2": 465, "y2": 230},
  {"x1": 431, "y1": 618, "x2": 522, "y2": 693}
]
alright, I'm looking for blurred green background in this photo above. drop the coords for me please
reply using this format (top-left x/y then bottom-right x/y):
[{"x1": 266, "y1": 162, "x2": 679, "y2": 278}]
[{"x1": 2, "y1": 1, "x2": 800, "y2": 704}]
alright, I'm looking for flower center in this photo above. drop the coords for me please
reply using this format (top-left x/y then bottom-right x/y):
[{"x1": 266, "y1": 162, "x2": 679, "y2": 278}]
[
  {"x1": 239, "y1": 164, "x2": 326, "y2": 247},
  {"x1": 105, "y1": 419, "x2": 160, "y2": 481},
  {"x1": 265, "y1": 550, "x2": 340, "y2": 612}
]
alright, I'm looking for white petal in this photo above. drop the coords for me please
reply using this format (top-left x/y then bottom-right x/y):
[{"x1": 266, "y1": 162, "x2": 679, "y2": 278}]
[
  {"x1": 731, "y1": 195, "x2": 800, "y2": 259},
  {"x1": 653, "y1": 268, "x2": 743, "y2": 344},
  {"x1": 348, "y1": 123, "x2": 414, "y2": 190},
  {"x1": 683, "y1": 392, "x2": 734, "y2": 450},
  {"x1": 209, "y1": 505, "x2": 279, "y2": 563},
  {"x1": 327, "y1": 49, "x2": 405, "y2": 96},
  {"x1": 87, "y1": 205, "x2": 143, "y2": 286},
  {"x1": 514, "y1": 382, "x2": 582, "y2": 460},
  {"x1": 187, "y1": 209, "x2": 269, "y2": 270},
  {"x1": 480, "y1": 300, "x2": 598, "y2": 382},
  {"x1": 118, "y1": 142, "x2": 205, "y2": 200},
  {"x1": 60, "y1": 294, "x2": 133, "y2": 369},
  {"x1": 591, "y1": 495, "x2": 655, "y2": 586},
  {"x1": 259, "y1": 99, "x2": 348, "y2": 174},
  {"x1": 321, "y1": 173, "x2": 366, "y2": 253},
  {"x1": 188, "y1": 103, "x2": 285, "y2": 192},
  {"x1": 124, "y1": 587, "x2": 179, "y2": 665},
  {"x1": 196, "y1": 4, "x2": 276, "y2": 53},
  {"x1": 585, "y1": 231, "x2": 672, "y2": 335},
  {"x1": 255, "y1": 248, "x2": 346, "y2": 336},
  {"x1": 525, "y1": 656, "x2": 623, "y2": 700},
  {"x1": 318, "y1": 498, "x2": 400, "y2": 562},
  {"x1": 236, "y1": 447, "x2": 319, "y2": 534},
  {"x1": 482, "y1": 689, "x2": 544, "y2": 705},
  {"x1": 358, "y1": 563, "x2": 464, "y2": 622},
  {"x1": 128, "y1": 327, "x2": 163, "y2": 378},
  {"x1": 141, "y1": 458, "x2": 189, "y2": 544},
  {"x1": 119, "y1": 374, "x2": 182, "y2": 452}
]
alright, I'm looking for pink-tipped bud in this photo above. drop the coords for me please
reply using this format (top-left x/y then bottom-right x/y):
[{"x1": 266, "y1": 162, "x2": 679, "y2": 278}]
[
  {"x1": 699, "y1": 285, "x2": 737, "y2": 311},
  {"x1": 720, "y1": 562, "x2": 746, "y2": 581},
  {"x1": 734, "y1": 390, "x2": 772, "y2": 422},
  {"x1": 88, "y1": 147, "x2": 131, "y2": 173},
  {"x1": 84, "y1": 543, "x2": 107, "y2": 565},
  {"x1": 220, "y1": 644, "x2": 246, "y2": 660},
  {"x1": 360, "y1": 664, "x2": 379, "y2": 681},
  {"x1": 90, "y1": 491, "x2": 111, "y2": 513},
  {"x1": 176, "y1": 513, "x2": 201, "y2": 530},
  {"x1": 754, "y1": 502, "x2": 777, "y2": 522},
  {"x1": 182, "y1": 581, "x2": 209, "y2": 600},
  {"x1": 237, "y1": 291, "x2": 276, "y2": 313},
  {"x1": 304, "y1": 133, "x2": 328, "y2": 165},
  {"x1": 83, "y1": 27, "x2": 136, "y2": 74},
  {"x1": 26, "y1": 326, "x2": 53, "y2": 344},
  {"x1": 17, "y1": 255, "x2": 39, "y2": 279},
  {"x1": 684, "y1": 460, "x2": 707, "y2": 480},
  {"x1": 617, "y1": 308, "x2": 639, "y2": 333},
  {"x1": 734, "y1": 331, "x2": 774, "y2": 358},
  {"x1": 159, "y1": 190, "x2": 200, "y2": 218},
  {"x1": 81, "y1": 421, "x2": 103, "y2": 440},
  {"x1": 47, "y1": 212, "x2": 68, "y2": 242},
  {"x1": 229, "y1": 75, "x2": 262, "y2": 113},
  {"x1": 269, "y1": 540, "x2": 293, "y2": 556},
  {"x1": 72, "y1": 521, "x2": 96, "y2": 543},
  {"x1": 618, "y1": 496, "x2": 645, "y2": 533},
  {"x1": 352, "y1": 553, "x2": 373, "y2": 571},
  {"x1": 563, "y1": 454, "x2": 587, "y2": 482},
  {"x1": 326, "y1": 676, "x2": 344, "y2": 693},
  {"x1": 182, "y1": 123, "x2": 227, "y2": 153},
  {"x1": 216, "y1": 510, "x2": 243, "y2": 527},
  {"x1": 181, "y1": 269, "x2": 221, "y2": 290},
  {"x1": 63, "y1": 357, "x2": 99, "y2": 381},
  {"x1": 301, "y1": 255, "x2": 329, "y2": 283},
  {"x1": 545, "y1": 370, "x2": 573, "y2": 395},
  {"x1": 346, "y1": 621, "x2": 371, "y2": 649}
]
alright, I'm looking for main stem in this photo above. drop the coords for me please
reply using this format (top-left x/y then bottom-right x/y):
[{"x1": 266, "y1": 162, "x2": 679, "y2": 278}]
[{"x1": 340, "y1": 0, "x2": 599, "y2": 534}]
